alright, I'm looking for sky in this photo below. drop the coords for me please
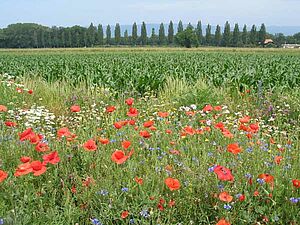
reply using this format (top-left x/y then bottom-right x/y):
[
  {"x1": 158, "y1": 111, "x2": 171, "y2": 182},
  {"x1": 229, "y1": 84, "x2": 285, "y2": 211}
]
[{"x1": 0, "y1": 0, "x2": 300, "y2": 28}]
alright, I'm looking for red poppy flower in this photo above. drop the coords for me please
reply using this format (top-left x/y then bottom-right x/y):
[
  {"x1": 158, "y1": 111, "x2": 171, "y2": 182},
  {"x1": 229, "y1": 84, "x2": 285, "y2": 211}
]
[
  {"x1": 222, "y1": 129, "x2": 234, "y2": 138},
  {"x1": 128, "y1": 120, "x2": 136, "y2": 125},
  {"x1": 203, "y1": 104, "x2": 213, "y2": 112},
  {"x1": 158, "y1": 111, "x2": 169, "y2": 118},
  {"x1": 292, "y1": 179, "x2": 300, "y2": 188},
  {"x1": 111, "y1": 150, "x2": 133, "y2": 164},
  {"x1": 16, "y1": 88, "x2": 23, "y2": 93},
  {"x1": 135, "y1": 177, "x2": 143, "y2": 185},
  {"x1": 19, "y1": 128, "x2": 34, "y2": 141},
  {"x1": 57, "y1": 127, "x2": 72, "y2": 138},
  {"x1": 258, "y1": 173, "x2": 274, "y2": 184},
  {"x1": 274, "y1": 156, "x2": 283, "y2": 165},
  {"x1": 214, "y1": 165, "x2": 234, "y2": 182},
  {"x1": 216, "y1": 219, "x2": 231, "y2": 225},
  {"x1": 5, "y1": 121, "x2": 17, "y2": 127},
  {"x1": 125, "y1": 98, "x2": 134, "y2": 106},
  {"x1": 165, "y1": 177, "x2": 181, "y2": 191},
  {"x1": 157, "y1": 203, "x2": 164, "y2": 211},
  {"x1": 122, "y1": 140, "x2": 131, "y2": 149},
  {"x1": 143, "y1": 120, "x2": 154, "y2": 128},
  {"x1": 121, "y1": 210, "x2": 129, "y2": 219},
  {"x1": 114, "y1": 122, "x2": 123, "y2": 129},
  {"x1": 169, "y1": 149, "x2": 180, "y2": 155},
  {"x1": 127, "y1": 107, "x2": 138, "y2": 117},
  {"x1": 20, "y1": 156, "x2": 31, "y2": 163},
  {"x1": 239, "y1": 116, "x2": 251, "y2": 123},
  {"x1": 70, "y1": 105, "x2": 81, "y2": 112},
  {"x1": 214, "y1": 105, "x2": 222, "y2": 111},
  {"x1": 0, "y1": 105, "x2": 8, "y2": 112},
  {"x1": 43, "y1": 151, "x2": 60, "y2": 165},
  {"x1": 31, "y1": 161, "x2": 47, "y2": 176},
  {"x1": 168, "y1": 199, "x2": 175, "y2": 207},
  {"x1": 35, "y1": 142, "x2": 50, "y2": 152},
  {"x1": 14, "y1": 163, "x2": 33, "y2": 177},
  {"x1": 227, "y1": 143, "x2": 242, "y2": 154},
  {"x1": 29, "y1": 134, "x2": 43, "y2": 145},
  {"x1": 99, "y1": 137, "x2": 110, "y2": 144},
  {"x1": 82, "y1": 177, "x2": 95, "y2": 187},
  {"x1": 0, "y1": 170, "x2": 8, "y2": 183},
  {"x1": 219, "y1": 192, "x2": 233, "y2": 202},
  {"x1": 139, "y1": 130, "x2": 151, "y2": 138},
  {"x1": 106, "y1": 106, "x2": 116, "y2": 113},
  {"x1": 238, "y1": 194, "x2": 246, "y2": 201},
  {"x1": 83, "y1": 139, "x2": 97, "y2": 151},
  {"x1": 214, "y1": 122, "x2": 225, "y2": 130},
  {"x1": 249, "y1": 123, "x2": 259, "y2": 133},
  {"x1": 28, "y1": 89, "x2": 33, "y2": 94}
]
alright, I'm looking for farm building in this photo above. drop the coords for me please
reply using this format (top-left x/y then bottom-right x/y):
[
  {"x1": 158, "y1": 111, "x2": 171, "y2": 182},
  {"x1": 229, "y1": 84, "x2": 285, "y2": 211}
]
[{"x1": 282, "y1": 44, "x2": 300, "y2": 48}]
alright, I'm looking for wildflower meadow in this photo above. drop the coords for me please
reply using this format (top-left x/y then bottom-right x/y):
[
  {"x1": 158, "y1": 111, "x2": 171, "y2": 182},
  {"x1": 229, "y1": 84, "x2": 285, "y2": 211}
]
[{"x1": 0, "y1": 49, "x2": 300, "y2": 224}]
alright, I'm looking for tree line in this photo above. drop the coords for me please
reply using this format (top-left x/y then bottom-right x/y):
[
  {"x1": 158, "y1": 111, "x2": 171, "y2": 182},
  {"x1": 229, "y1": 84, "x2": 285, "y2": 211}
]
[{"x1": 0, "y1": 21, "x2": 299, "y2": 48}]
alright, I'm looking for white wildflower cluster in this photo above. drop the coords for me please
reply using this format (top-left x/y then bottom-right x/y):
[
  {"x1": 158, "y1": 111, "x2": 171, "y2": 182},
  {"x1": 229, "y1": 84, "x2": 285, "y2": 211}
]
[
  {"x1": 0, "y1": 73, "x2": 31, "y2": 92},
  {"x1": 57, "y1": 102, "x2": 106, "y2": 129},
  {"x1": 8, "y1": 105, "x2": 56, "y2": 138}
]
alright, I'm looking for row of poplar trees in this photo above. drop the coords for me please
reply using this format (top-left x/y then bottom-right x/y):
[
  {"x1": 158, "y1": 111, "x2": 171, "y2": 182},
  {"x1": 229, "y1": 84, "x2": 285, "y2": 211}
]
[{"x1": 0, "y1": 21, "x2": 267, "y2": 48}]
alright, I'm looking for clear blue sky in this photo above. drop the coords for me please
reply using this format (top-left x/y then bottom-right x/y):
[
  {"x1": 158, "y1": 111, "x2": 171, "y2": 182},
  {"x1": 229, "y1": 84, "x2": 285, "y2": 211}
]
[{"x1": 0, "y1": 0, "x2": 299, "y2": 28}]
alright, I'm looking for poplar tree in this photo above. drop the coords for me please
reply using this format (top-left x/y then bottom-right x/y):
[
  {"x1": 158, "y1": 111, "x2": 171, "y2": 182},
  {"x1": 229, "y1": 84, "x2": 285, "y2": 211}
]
[
  {"x1": 106, "y1": 24, "x2": 111, "y2": 45},
  {"x1": 205, "y1": 24, "x2": 212, "y2": 45},
  {"x1": 259, "y1": 23, "x2": 266, "y2": 43},
  {"x1": 97, "y1": 24, "x2": 104, "y2": 45},
  {"x1": 141, "y1": 22, "x2": 147, "y2": 45},
  {"x1": 123, "y1": 30, "x2": 129, "y2": 45},
  {"x1": 250, "y1": 25, "x2": 257, "y2": 45},
  {"x1": 168, "y1": 20, "x2": 174, "y2": 44},
  {"x1": 159, "y1": 23, "x2": 166, "y2": 45},
  {"x1": 150, "y1": 28, "x2": 157, "y2": 45},
  {"x1": 132, "y1": 22, "x2": 138, "y2": 45},
  {"x1": 242, "y1": 25, "x2": 248, "y2": 46},
  {"x1": 222, "y1": 21, "x2": 231, "y2": 47},
  {"x1": 215, "y1": 25, "x2": 222, "y2": 46},
  {"x1": 196, "y1": 20, "x2": 203, "y2": 45},
  {"x1": 232, "y1": 23, "x2": 240, "y2": 47},
  {"x1": 114, "y1": 23, "x2": 121, "y2": 45},
  {"x1": 177, "y1": 20, "x2": 183, "y2": 33}
]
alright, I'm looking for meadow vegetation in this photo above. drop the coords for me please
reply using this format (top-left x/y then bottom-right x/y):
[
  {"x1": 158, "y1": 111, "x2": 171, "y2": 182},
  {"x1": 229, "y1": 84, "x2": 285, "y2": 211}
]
[{"x1": 0, "y1": 48, "x2": 300, "y2": 224}]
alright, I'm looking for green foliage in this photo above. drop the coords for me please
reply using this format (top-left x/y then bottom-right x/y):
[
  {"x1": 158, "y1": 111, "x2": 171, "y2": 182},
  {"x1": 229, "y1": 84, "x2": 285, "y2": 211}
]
[
  {"x1": 168, "y1": 21, "x2": 174, "y2": 45},
  {"x1": 159, "y1": 23, "x2": 166, "y2": 45},
  {"x1": 114, "y1": 23, "x2": 121, "y2": 45},
  {"x1": 106, "y1": 25, "x2": 112, "y2": 45},
  {"x1": 215, "y1": 25, "x2": 222, "y2": 46},
  {"x1": 175, "y1": 25, "x2": 197, "y2": 48},
  {"x1": 132, "y1": 22, "x2": 138, "y2": 45},
  {"x1": 223, "y1": 21, "x2": 231, "y2": 47},
  {"x1": 232, "y1": 23, "x2": 240, "y2": 47},
  {"x1": 141, "y1": 22, "x2": 147, "y2": 45},
  {"x1": 196, "y1": 20, "x2": 203, "y2": 45}
]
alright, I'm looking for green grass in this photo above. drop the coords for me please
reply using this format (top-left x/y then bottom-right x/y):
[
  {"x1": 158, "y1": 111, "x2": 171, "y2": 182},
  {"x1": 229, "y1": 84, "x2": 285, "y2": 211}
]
[{"x1": 0, "y1": 49, "x2": 300, "y2": 225}]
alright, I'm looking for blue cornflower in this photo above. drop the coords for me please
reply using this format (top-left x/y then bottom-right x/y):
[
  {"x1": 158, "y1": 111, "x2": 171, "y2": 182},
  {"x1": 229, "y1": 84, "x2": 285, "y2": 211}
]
[
  {"x1": 245, "y1": 173, "x2": 252, "y2": 179},
  {"x1": 121, "y1": 187, "x2": 129, "y2": 192},
  {"x1": 224, "y1": 204, "x2": 232, "y2": 210},
  {"x1": 246, "y1": 147, "x2": 253, "y2": 153},
  {"x1": 97, "y1": 189, "x2": 109, "y2": 196},
  {"x1": 0, "y1": 218, "x2": 4, "y2": 225},
  {"x1": 208, "y1": 165, "x2": 217, "y2": 172},
  {"x1": 257, "y1": 178, "x2": 265, "y2": 185},
  {"x1": 90, "y1": 218, "x2": 103, "y2": 225},
  {"x1": 129, "y1": 218, "x2": 135, "y2": 224},
  {"x1": 140, "y1": 209, "x2": 150, "y2": 218},
  {"x1": 217, "y1": 184, "x2": 224, "y2": 190},
  {"x1": 290, "y1": 197, "x2": 299, "y2": 203}
]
